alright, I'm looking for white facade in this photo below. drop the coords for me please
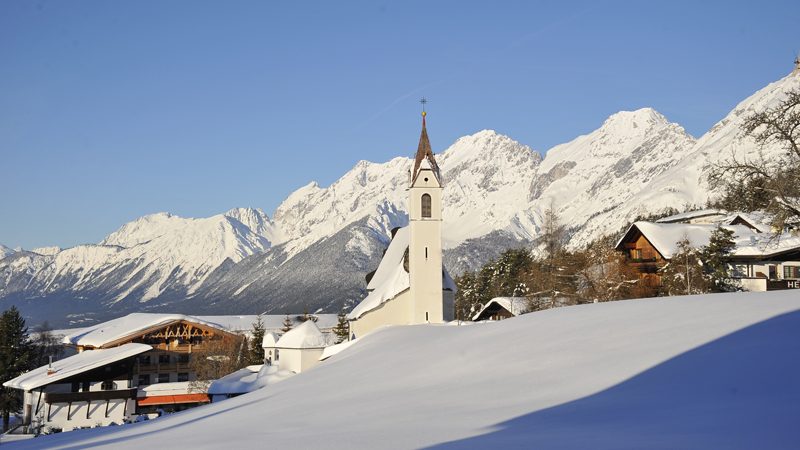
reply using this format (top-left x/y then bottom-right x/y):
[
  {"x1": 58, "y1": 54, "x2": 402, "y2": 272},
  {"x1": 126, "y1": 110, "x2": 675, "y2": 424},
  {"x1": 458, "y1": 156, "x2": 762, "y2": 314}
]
[
  {"x1": 273, "y1": 321, "x2": 328, "y2": 373},
  {"x1": 408, "y1": 162, "x2": 448, "y2": 324},
  {"x1": 347, "y1": 115, "x2": 456, "y2": 338}
]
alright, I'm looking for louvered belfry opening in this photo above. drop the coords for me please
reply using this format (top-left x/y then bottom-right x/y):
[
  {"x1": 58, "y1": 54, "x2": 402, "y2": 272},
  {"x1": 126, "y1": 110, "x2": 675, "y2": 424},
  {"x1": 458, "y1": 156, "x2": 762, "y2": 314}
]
[{"x1": 421, "y1": 194, "x2": 432, "y2": 218}]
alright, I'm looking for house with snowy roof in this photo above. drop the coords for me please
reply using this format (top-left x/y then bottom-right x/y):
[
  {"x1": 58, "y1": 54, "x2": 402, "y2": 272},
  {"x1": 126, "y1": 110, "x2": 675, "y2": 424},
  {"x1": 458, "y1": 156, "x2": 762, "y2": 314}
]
[
  {"x1": 270, "y1": 320, "x2": 330, "y2": 373},
  {"x1": 616, "y1": 218, "x2": 800, "y2": 291},
  {"x1": 347, "y1": 110, "x2": 456, "y2": 339},
  {"x1": 472, "y1": 297, "x2": 528, "y2": 321},
  {"x1": 4, "y1": 312, "x2": 341, "y2": 432},
  {"x1": 3, "y1": 344, "x2": 152, "y2": 431}
]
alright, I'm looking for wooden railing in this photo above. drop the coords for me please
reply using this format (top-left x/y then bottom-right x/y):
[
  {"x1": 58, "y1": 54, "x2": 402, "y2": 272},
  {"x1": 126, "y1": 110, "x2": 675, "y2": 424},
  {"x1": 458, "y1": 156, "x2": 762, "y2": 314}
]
[
  {"x1": 134, "y1": 362, "x2": 190, "y2": 373},
  {"x1": 46, "y1": 389, "x2": 138, "y2": 403}
]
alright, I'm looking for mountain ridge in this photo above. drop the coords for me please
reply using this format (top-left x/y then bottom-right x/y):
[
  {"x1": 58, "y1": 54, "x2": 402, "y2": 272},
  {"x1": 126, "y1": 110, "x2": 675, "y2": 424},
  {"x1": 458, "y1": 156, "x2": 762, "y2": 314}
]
[{"x1": 3, "y1": 72, "x2": 798, "y2": 326}]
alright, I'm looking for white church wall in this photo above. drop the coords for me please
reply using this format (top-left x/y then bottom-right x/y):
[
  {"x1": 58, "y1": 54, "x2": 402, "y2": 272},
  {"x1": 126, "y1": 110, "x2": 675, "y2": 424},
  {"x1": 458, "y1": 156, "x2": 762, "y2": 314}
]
[
  {"x1": 350, "y1": 290, "x2": 413, "y2": 339},
  {"x1": 278, "y1": 348, "x2": 324, "y2": 373}
]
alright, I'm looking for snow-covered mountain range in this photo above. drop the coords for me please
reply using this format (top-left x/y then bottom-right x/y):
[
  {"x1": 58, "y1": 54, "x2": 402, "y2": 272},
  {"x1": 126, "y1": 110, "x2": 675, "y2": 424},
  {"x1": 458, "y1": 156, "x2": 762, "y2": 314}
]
[{"x1": 3, "y1": 71, "x2": 798, "y2": 327}]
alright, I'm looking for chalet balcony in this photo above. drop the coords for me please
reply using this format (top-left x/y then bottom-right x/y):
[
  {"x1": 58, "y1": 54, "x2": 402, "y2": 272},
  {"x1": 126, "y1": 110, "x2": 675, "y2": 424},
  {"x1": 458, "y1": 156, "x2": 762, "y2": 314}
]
[
  {"x1": 151, "y1": 343, "x2": 204, "y2": 353},
  {"x1": 626, "y1": 259, "x2": 663, "y2": 273},
  {"x1": 134, "y1": 362, "x2": 191, "y2": 374},
  {"x1": 46, "y1": 389, "x2": 138, "y2": 403}
]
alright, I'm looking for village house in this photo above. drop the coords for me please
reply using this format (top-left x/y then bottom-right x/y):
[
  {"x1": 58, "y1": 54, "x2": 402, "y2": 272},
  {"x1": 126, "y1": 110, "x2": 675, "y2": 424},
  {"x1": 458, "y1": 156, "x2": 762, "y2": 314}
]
[
  {"x1": 472, "y1": 297, "x2": 528, "y2": 321},
  {"x1": 3, "y1": 312, "x2": 338, "y2": 432},
  {"x1": 347, "y1": 110, "x2": 457, "y2": 339},
  {"x1": 616, "y1": 212, "x2": 800, "y2": 291}
]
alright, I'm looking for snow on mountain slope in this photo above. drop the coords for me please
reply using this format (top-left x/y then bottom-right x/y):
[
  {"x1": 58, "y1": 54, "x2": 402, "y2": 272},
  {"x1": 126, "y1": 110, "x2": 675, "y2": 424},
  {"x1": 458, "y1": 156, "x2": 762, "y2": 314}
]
[
  {"x1": 530, "y1": 108, "x2": 698, "y2": 247},
  {"x1": 272, "y1": 158, "x2": 411, "y2": 257},
  {"x1": 99, "y1": 212, "x2": 193, "y2": 247},
  {"x1": 636, "y1": 73, "x2": 800, "y2": 210},
  {"x1": 438, "y1": 130, "x2": 542, "y2": 247},
  {"x1": 0, "y1": 243, "x2": 15, "y2": 259},
  {"x1": 223, "y1": 207, "x2": 281, "y2": 245},
  {"x1": 17, "y1": 291, "x2": 800, "y2": 450},
  {"x1": 30, "y1": 246, "x2": 61, "y2": 256}
]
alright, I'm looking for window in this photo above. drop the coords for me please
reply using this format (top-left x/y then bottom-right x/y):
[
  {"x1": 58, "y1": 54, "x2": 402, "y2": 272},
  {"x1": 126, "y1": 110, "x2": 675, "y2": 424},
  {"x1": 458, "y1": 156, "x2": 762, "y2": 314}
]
[
  {"x1": 421, "y1": 194, "x2": 431, "y2": 218},
  {"x1": 785, "y1": 266, "x2": 799, "y2": 279},
  {"x1": 158, "y1": 374, "x2": 170, "y2": 383},
  {"x1": 71, "y1": 382, "x2": 82, "y2": 393},
  {"x1": 178, "y1": 354, "x2": 189, "y2": 363},
  {"x1": 138, "y1": 355, "x2": 151, "y2": 365},
  {"x1": 769, "y1": 265, "x2": 778, "y2": 279},
  {"x1": 159, "y1": 355, "x2": 171, "y2": 364},
  {"x1": 275, "y1": 349, "x2": 280, "y2": 361},
  {"x1": 178, "y1": 373, "x2": 189, "y2": 382},
  {"x1": 101, "y1": 380, "x2": 114, "y2": 391},
  {"x1": 138, "y1": 375, "x2": 150, "y2": 386}
]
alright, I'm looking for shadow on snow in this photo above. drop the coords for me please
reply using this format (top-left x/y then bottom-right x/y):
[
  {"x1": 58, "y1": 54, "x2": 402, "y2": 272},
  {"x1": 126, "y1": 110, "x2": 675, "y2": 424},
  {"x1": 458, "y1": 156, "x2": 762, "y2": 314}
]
[{"x1": 428, "y1": 309, "x2": 800, "y2": 450}]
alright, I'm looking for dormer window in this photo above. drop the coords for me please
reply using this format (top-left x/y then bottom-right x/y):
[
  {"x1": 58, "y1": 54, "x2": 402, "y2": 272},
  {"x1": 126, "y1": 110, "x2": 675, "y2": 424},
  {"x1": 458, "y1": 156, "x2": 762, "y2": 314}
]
[{"x1": 421, "y1": 194, "x2": 431, "y2": 218}]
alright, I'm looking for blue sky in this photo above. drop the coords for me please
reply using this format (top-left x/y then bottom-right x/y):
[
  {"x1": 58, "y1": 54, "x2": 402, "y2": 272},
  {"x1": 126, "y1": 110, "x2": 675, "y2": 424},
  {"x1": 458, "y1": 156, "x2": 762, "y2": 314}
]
[{"x1": 2, "y1": 0, "x2": 799, "y2": 250}]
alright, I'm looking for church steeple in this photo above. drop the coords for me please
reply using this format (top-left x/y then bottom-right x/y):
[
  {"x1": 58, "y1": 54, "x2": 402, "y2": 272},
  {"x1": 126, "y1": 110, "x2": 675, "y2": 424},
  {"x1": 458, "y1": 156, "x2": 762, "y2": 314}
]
[{"x1": 410, "y1": 102, "x2": 442, "y2": 188}]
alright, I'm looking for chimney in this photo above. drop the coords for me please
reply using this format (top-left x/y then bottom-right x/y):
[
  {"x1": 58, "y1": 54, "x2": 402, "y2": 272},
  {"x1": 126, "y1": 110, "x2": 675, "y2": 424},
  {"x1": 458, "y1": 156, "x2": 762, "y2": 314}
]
[{"x1": 46, "y1": 356, "x2": 56, "y2": 375}]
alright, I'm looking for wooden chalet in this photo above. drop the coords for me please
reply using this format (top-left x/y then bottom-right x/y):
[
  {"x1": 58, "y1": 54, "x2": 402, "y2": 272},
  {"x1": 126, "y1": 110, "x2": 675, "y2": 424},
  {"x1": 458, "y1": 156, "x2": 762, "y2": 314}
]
[
  {"x1": 66, "y1": 315, "x2": 244, "y2": 415},
  {"x1": 617, "y1": 220, "x2": 800, "y2": 292},
  {"x1": 472, "y1": 297, "x2": 527, "y2": 321},
  {"x1": 615, "y1": 224, "x2": 667, "y2": 287}
]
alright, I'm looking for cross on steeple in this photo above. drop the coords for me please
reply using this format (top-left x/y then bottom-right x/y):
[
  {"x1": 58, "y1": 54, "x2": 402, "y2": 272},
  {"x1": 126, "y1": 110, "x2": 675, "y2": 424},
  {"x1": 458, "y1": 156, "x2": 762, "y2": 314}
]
[{"x1": 420, "y1": 97, "x2": 427, "y2": 113}]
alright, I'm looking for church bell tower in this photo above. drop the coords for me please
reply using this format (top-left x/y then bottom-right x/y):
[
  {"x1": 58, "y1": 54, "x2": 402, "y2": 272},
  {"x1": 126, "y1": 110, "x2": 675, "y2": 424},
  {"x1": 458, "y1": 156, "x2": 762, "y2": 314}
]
[{"x1": 408, "y1": 103, "x2": 446, "y2": 323}]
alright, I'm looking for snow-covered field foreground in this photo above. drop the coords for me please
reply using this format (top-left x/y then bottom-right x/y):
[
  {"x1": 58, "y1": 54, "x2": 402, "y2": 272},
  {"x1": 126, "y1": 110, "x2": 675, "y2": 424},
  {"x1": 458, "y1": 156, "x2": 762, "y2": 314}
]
[{"x1": 15, "y1": 291, "x2": 800, "y2": 449}]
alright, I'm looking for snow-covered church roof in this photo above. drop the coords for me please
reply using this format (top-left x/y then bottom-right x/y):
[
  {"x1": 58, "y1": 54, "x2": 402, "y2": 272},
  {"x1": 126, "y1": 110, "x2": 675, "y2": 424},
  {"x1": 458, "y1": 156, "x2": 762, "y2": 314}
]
[
  {"x1": 4, "y1": 343, "x2": 152, "y2": 391},
  {"x1": 261, "y1": 330, "x2": 279, "y2": 348},
  {"x1": 275, "y1": 320, "x2": 327, "y2": 349},
  {"x1": 348, "y1": 227, "x2": 457, "y2": 321}
]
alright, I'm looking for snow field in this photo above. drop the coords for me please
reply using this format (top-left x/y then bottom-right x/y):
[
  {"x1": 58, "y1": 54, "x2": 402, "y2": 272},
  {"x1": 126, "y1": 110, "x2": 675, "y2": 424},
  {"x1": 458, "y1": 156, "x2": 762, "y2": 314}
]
[{"x1": 17, "y1": 290, "x2": 800, "y2": 449}]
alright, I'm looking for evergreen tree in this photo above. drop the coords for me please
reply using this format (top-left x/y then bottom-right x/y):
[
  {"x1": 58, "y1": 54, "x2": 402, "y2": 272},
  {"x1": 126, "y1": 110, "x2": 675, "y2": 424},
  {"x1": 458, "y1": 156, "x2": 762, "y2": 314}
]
[
  {"x1": 454, "y1": 271, "x2": 481, "y2": 322},
  {"x1": 281, "y1": 312, "x2": 293, "y2": 333},
  {"x1": 0, "y1": 306, "x2": 33, "y2": 431},
  {"x1": 332, "y1": 308, "x2": 349, "y2": 344},
  {"x1": 247, "y1": 314, "x2": 266, "y2": 365},
  {"x1": 699, "y1": 224, "x2": 737, "y2": 292}
]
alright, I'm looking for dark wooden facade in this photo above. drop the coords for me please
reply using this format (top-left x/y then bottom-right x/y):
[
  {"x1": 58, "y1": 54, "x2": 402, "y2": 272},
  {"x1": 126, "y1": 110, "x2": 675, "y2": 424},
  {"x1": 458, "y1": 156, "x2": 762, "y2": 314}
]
[{"x1": 616, "y1": 226, "x2": 666, "y2": 286}]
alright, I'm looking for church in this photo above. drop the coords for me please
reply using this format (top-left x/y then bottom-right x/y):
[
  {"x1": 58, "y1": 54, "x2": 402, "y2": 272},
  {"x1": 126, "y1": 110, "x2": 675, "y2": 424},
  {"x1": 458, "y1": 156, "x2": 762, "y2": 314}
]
[{"x1": 347, "y1": 109, "x2": 457, "y2": 339}]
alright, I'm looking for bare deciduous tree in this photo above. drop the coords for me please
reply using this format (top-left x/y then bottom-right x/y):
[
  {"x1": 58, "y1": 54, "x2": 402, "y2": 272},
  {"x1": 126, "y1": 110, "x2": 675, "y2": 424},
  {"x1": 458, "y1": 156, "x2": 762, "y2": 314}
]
[
  {"x1": 709, "y1": 88, "x2": 800, "y2": 236},
  {"x1": 188, "y1": 334, "x2": 248, "y2": 393}
]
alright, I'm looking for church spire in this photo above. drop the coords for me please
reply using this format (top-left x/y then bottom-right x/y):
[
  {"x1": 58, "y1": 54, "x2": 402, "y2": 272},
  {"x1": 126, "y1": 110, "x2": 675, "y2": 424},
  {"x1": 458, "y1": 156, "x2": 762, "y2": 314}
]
[{"x1": 410, "y1": 99, "x2": 441, "y2": 187}]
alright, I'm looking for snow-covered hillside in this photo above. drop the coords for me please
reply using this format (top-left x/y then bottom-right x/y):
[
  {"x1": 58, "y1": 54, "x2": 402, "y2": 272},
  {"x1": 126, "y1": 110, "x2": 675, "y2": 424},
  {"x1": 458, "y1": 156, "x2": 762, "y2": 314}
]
[
  {"x1": 2, "y1": 71, "x2": 799, "y2": 325},
  {"x1": 14, "y1": 291, "x2": 800, "y2": 449}
]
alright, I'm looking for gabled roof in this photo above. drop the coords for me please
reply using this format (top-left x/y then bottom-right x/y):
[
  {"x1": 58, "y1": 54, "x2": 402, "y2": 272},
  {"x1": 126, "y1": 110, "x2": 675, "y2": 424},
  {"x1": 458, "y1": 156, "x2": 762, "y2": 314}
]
[
  {"x1": 62, "y1": 313, "x2": 241, "y2": 348},
  {"x1": 410, "y1": 114, "x2": 442, "y2": 187},
  {"x1": 655, "y1": 209, "x2": 727, "y2": 223},
  {"x1": 3, "y1": 343, "x2": 152, "y2": 391},
  {"x1": 472, "y1": 297, "x2": 528, "y2": 321},
  {"x1": 615, "y1": 221, "x2": 800, "y2": 261},
  {"x1": 275, "y1": 320, "x2": 327, "y2": 349}
]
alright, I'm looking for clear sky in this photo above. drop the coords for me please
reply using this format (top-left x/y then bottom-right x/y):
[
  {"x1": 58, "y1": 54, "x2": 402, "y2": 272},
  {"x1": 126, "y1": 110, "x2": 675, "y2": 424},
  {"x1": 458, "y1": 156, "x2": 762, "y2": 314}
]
[{"x1": 2, "y1": 0, "x2": 799, "y2": 250}]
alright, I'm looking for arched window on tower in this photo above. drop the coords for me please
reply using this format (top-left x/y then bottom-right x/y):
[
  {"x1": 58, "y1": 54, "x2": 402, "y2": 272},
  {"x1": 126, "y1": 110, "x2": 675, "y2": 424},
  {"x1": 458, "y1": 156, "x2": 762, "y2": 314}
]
[{"x1": 421, "y1": 194, "x2": 432, "y2": 218}]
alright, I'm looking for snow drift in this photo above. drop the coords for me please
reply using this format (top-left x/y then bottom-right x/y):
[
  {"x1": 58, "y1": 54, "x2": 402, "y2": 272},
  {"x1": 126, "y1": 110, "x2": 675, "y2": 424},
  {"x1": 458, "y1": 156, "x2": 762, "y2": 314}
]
[{"x1": 16, "y1": 290, "x2": 800, "y2": 449}]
